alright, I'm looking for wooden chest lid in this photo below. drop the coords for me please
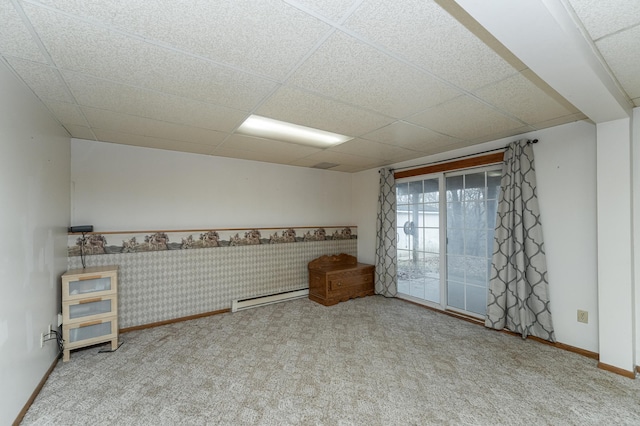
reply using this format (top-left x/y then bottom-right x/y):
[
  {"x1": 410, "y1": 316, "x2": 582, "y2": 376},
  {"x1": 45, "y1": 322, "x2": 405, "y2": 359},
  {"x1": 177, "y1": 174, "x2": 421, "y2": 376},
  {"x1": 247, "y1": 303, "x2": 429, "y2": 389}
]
[{"x1": 308, "y1": 253, "x2": 356, "y2": 270}]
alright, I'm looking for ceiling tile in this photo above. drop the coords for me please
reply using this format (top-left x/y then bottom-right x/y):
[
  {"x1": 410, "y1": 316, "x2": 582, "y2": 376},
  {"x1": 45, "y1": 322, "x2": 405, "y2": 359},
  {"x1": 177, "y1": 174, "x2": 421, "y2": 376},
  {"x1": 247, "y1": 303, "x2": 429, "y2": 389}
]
[
  {"x1": 518, "y1": 69, "x2": 581, "y2": 113},
  {"x1": 287, "y1": 0, "x2": 361, "y2": 22},
  {"x1": 93, "y1": 129, "x2": 217, "y2": 155},
  {"x1": 288, "y1": 31, "x2": 461, "y2": 118},
  {"x1": 401, "y1": 141, "x2": 472, "y2": 158},
  {"x1": 213, "y1": 147, "x2": 308, "y2": 166},
  {"x1": 216, "y1": 134, "x2": 321, "y2": 159},
  {"x1": 328, "y1": 138, "x2": 419, "y2": 162},
  {"x1": 82, "y1": 107, "x2": 227, "y2": 147},
  {"x1": 30, "y1": 0, "x2": 331, "y2": 80},
  {"x1": 0, "y1": 1, "x2": 46, "y2": 62},
  {"x1": 6, "y1": 57, "x2": 73, "y2": 102},
  {"x1": 287, "y1": 156, "x2": 388, "y2": 172},
  {"x1": 64, "y1": 72, "x2": 247, "y2": 133},
  {"x1": 474, "y1": 73, "x2": 576, "y2": 125},
  {"x1": 297, "y1": 149, "x2": 380, "y2": 168},
  {"x1": 23, "y1": 4, "x2": 278, "y2": 111},
  {"x1": 287, "y1": 157, "x2": 320, "y2": 167},
  {"x1": 596, "y1": 26, "x2": 640, "y2": 100},
  {"x1": 407, "y1": 95, "x2": 524, "y2": 140},
  {"x1": 65, "y1": 125, "x2": 95, "y2": 140},
  {"x1": 528, "y1": 113, "x2": 587, "y2": 130},
  {"x1": 256, "y1": 85, "x2": 395, "y2": 137},
  {"x1": 343, "y1": 0, "x2": 518, "y2": 91},
  {"x1": 435, "y1": 0, "x2": 527, "y2": 73},
  {"x1": 43, "y1": 100, "x2": 89, "y2": 126},
  {"x1": 567, "y1": 0, "x2": 640, "y2": 40},
  {"x1": 328, "y1": 163, "x2": 379, "y2": 172},
  {"x1": 362, "y1": 121, "x2": 462, "y2": 152},
  {"x1": 467, "y1": 126, "x2": 534, "y2": 145}
]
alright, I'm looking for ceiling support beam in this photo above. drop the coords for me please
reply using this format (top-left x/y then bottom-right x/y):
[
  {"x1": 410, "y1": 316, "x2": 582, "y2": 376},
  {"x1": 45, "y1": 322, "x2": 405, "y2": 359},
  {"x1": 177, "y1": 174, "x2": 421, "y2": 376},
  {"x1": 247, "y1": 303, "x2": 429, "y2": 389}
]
[
  {"x1": 451, "y1": 0, "x2": 631, "y2": 123},
  {"x1": 596, "y1": 118, "x2": 635, "y2": 376}
]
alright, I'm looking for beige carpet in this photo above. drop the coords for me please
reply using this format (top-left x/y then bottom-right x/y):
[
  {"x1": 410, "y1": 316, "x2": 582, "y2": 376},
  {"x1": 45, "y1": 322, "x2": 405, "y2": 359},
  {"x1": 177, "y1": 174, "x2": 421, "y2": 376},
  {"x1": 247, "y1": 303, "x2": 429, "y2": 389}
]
[{"x1": 22, "y1": 296, "x2": 640, "y2": 425}]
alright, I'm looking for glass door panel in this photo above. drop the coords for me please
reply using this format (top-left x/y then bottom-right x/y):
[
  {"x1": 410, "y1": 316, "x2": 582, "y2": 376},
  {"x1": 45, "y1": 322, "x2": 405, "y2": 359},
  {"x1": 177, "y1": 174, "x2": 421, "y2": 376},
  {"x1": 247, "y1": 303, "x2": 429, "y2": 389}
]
[
  {"x1": 445, "y1": 168, "x2": 501, "y2": 317},
  {"x1": 396, "y1": 177, "x2": 441, "y2": 304}
]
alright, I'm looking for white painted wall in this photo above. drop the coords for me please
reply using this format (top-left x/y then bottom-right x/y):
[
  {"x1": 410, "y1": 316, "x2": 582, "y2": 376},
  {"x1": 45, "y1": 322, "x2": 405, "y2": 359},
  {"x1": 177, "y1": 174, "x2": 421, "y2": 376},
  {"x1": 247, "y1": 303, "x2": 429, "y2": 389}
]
[
  {"x1": 634, "y1": 107, "x2": 640, "y2": 367},
  {"x1": 352, "y1": 121, "x2": 600, "y2": 353},
  {"x1": 535, "y1": 122, "x2": 598, "y2": 352},
  {"x1": 352, "y1": 168, "x2": 379, "y2": 265},
  {"x1": 0, "y1": 62, "x2": 70, "y2": 424},
  {"x1": 71, "y1": 140, "x2": 353, "y2": 231}
]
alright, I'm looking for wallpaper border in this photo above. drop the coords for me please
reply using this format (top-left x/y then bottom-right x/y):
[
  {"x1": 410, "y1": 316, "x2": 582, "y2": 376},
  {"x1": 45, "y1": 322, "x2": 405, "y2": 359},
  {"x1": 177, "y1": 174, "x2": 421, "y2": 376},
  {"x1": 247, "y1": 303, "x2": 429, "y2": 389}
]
[{"x1": 68, "y1": 226, "x2": 357, "y2": 257}]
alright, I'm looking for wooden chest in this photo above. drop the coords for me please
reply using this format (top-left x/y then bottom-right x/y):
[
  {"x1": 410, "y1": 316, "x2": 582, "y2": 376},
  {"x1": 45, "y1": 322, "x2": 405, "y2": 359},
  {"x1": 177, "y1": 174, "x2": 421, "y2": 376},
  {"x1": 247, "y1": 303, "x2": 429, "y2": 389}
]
[{"x1": 308, "y1": 253, "x2": 375, "y2": 306}]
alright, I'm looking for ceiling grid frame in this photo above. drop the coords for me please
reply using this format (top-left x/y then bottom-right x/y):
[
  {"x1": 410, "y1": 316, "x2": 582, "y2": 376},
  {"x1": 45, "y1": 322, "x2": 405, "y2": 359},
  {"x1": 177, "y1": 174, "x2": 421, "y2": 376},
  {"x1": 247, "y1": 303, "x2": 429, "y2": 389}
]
[{"x1": 0, "y1": 0, "x2": 636, "y2": 171}]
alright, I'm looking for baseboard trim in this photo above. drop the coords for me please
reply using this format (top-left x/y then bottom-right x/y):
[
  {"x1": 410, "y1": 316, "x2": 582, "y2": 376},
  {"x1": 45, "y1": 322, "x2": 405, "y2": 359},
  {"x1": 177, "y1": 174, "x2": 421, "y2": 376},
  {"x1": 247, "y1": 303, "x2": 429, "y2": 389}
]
[
  {"x1": 527, "y1": 337, "x2": 599, "y2": 360},
  {"x1": 119, "y1": 308, "x2": 230, "y2": 334},
  {"x1": 597, "y1": 362, "x2": 636, "y2": 379},
  {"x1": 397, "y1": 297, "x2": 599, "y2": 361},
  {"x1": 13, "y1": 356, "x2": 59, "y2": 426}
]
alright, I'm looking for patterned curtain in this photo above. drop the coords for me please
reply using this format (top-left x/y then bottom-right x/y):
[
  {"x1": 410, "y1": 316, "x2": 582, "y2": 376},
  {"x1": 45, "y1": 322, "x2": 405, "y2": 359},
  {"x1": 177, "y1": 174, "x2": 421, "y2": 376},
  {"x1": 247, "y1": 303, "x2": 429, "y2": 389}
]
[
  {"x1": 375, "y1": 168, "x2": 397, "y2": 297},
  {"x1": 486, "y1": 140, "x2": 555, "y2": 342}
]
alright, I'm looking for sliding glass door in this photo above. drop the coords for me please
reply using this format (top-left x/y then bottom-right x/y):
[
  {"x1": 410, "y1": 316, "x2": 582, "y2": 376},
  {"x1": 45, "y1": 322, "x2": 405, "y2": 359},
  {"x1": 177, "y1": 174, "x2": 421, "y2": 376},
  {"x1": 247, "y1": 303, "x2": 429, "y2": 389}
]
[{"x1": 396, "y1": 167, "x2": 501, "y2": 317}]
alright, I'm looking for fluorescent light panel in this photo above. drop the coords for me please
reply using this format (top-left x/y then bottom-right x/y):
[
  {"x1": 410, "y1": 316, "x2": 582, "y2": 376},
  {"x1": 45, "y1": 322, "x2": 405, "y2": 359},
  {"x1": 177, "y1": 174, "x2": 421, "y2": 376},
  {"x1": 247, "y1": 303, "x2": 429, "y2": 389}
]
[{"x1": 236, "y1": 115, "x2": 352, "y2": 147}]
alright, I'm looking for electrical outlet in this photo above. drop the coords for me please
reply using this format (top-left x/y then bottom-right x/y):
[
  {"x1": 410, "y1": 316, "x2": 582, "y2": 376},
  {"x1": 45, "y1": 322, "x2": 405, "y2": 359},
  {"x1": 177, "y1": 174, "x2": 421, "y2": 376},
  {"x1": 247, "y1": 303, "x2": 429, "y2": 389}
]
[
  {"x1": 40, "y1": 332, "x2": 44, "y2": 348},
  {"x1": 577, "y1": 309, "x2": 589, "y2": 324}
]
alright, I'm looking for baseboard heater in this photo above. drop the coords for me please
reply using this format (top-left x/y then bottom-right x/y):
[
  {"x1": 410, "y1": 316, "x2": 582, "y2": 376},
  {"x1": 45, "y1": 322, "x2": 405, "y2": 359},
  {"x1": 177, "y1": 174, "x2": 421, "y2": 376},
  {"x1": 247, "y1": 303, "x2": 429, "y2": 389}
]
[{"x1": 231, "y1": 288, "x2": 309, "y2": 312}]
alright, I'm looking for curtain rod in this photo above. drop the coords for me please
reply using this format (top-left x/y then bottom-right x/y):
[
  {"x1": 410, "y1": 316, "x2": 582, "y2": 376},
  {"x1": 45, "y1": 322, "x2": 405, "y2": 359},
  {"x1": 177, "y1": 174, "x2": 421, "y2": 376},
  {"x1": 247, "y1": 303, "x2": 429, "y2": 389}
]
[{"x1": 389, "y1": 138, "x2": 538, "y2": 172}]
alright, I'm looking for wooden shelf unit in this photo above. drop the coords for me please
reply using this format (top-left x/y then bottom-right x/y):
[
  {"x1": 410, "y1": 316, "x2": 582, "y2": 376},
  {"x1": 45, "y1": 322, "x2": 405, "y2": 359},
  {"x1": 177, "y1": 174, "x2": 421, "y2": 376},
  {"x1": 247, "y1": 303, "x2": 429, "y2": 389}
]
[
  {"x1": 308, "y1": 253, "x2": 375, "y2": 306},
  {"x1": 61, "y1": 265, "x2": 119, "y2": 362}
]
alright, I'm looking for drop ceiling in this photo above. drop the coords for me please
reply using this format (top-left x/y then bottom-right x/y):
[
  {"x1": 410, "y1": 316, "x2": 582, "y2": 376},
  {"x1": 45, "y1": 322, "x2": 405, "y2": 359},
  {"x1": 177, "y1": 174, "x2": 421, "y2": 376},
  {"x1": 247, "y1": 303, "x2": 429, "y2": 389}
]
[{"x1": 1, "y1": 0, "x2": 637, "y2": 172}]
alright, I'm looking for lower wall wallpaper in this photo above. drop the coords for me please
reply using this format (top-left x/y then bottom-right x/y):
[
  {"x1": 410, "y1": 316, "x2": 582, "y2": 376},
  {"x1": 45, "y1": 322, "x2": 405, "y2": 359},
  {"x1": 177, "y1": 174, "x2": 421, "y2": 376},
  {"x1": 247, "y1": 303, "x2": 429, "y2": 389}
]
[{"x1": 67, "y1": 228, "x2": 358, "y2": 329}]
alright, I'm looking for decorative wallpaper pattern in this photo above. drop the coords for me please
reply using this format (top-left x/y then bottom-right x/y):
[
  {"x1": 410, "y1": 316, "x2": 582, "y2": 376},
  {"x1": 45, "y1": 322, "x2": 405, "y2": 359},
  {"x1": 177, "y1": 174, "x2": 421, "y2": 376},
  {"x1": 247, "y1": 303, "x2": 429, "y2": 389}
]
[
  {"x1": 67, "y1": 236, "x2": 358, "y2": 329},
  {"x1": 68, "y1": 226, "x2": 356, "y2": 256}
]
